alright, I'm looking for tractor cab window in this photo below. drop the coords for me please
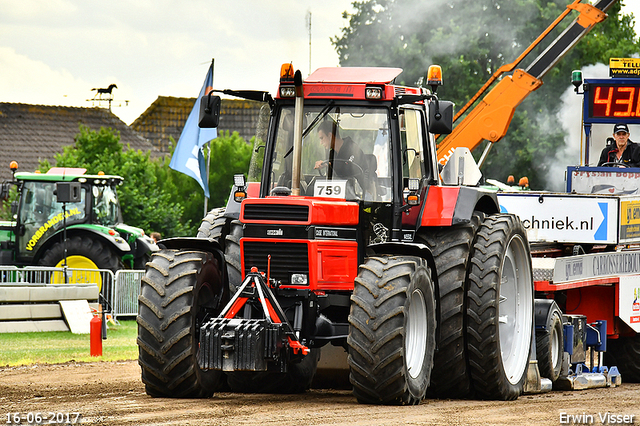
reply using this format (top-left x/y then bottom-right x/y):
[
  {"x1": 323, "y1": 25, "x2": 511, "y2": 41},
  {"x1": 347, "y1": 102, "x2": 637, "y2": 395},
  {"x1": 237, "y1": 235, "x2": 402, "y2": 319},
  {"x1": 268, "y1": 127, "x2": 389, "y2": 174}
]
[
  {"x1": 18, "y1": 181, "x2": 86, "y2": 256},
  {"x1": 400, "y1": 108, "x2": 426, "y2": 184},
  {"x1": 270, "y1": 105, "x2": 392, "y2": 202},
  {"x1": 92, "y1": 185, "x2": 121, "y2": 226}
]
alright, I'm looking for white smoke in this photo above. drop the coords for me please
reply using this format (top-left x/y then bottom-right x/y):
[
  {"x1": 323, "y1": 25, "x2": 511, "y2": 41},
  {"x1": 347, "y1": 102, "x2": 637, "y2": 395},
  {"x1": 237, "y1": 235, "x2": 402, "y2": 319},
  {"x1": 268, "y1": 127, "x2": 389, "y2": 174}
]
[{"x1": 546, "y1": 63, "x2": 610, "y2": 192}]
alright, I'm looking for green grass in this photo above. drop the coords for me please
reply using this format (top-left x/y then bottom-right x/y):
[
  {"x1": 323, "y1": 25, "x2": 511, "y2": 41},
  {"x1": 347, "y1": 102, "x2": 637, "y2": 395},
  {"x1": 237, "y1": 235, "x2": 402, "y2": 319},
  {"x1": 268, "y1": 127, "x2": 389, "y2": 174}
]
[{"x1": 0, "y1": 320, "x2": 138, "y2": 366}]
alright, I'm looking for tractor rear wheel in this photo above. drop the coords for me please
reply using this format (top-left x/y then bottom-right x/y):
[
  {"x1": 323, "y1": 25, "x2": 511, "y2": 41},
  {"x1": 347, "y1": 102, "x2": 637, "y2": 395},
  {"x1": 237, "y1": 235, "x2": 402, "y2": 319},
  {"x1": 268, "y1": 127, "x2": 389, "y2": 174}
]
[
  {"x1": 466, "y1": 214, "x2": 533, "y2": 400},
  {"x1": 196, "y1": 207, "x2": 229, "y2": 240},
  {"x1": 419, "y1": 212, "x2": 484, "y2": 398},
  {"x1": 348, "y1": 256, "x2": 436, "y2": 405},
  {"x1": 137, "y1": 249, "x2": 227, "y2": 397},
  {"x1": 536, "y1": 303, "x2": 564, "y2": 383},
  {"x1": 605, "y1": 335, "x2": 640, "y2": 382}
]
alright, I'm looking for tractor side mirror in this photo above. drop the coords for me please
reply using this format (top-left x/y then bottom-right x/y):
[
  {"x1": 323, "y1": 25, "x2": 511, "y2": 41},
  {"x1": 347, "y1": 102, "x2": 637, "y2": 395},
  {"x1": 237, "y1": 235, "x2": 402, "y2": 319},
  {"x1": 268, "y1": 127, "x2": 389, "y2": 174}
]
[
  {"x1": 199, "y1": 94, "x2": 221, "y2": 128},
  {"x1": 428, "y1": 100, "x2": 453, "y2": 135},
  {"x1": 0, "y1": 183, "x2": 8, "y2": 201}
]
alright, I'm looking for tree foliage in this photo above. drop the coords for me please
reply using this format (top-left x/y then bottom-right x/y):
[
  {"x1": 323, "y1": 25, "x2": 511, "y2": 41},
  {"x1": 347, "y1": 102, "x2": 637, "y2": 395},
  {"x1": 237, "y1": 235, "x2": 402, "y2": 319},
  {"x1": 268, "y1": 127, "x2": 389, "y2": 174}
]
[
  {"x1": 39, "y1": 125, "x2": 253, "y2": 237},
  {"x1": 333, "y1": 0, "x2": 640, "y2": 188}
]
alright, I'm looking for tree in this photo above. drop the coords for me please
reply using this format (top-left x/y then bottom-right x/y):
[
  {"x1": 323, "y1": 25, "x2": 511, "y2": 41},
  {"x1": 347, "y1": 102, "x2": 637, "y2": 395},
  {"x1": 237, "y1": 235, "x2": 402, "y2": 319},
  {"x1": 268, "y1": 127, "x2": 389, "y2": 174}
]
[
  {"x1": 333, "y1": 0, "x2": 640, "y2": 188},
  {"x1": 41, "y1": 125, "x2": 255, "y2": 237},
  {"x1": 40, "y1": 125, "x2": 191, "y2": 237},
  {"x1": 163, "y1": 131, "x2": 254, "y2": 231}
]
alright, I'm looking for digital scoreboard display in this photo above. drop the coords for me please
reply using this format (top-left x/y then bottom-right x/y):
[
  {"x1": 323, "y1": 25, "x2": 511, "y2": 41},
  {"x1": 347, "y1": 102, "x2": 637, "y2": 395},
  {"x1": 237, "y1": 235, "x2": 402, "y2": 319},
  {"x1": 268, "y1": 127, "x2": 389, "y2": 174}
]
[{"x1": 588, "y1": 83, "x2": 640, "y2": 118}]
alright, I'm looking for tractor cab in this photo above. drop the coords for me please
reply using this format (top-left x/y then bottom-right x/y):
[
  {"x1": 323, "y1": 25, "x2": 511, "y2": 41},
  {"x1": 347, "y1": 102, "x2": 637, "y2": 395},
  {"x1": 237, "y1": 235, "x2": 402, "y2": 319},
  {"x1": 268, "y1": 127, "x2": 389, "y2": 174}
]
[{"x1": 0, "y1": 164, "x2": 156, "y2": 271}]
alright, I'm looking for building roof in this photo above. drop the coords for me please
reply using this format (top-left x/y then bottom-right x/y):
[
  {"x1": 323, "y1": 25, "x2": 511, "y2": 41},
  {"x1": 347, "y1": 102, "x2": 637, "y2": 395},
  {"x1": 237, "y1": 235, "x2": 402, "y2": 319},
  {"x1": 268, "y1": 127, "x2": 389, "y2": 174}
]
[
  {"x1": 131, "y1": 96, "x2": 264, "y2": 153},
  {"x1": 0, "y1": 103, "x2": 155, "y2": 182}
]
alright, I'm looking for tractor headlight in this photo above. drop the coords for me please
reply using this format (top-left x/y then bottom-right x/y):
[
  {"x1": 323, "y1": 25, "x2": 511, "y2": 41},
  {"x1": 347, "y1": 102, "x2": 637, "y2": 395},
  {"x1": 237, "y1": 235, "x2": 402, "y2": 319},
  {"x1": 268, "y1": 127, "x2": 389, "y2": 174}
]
[{"x1": 291, "y1": 273, "x2": 308, "y2": 285}]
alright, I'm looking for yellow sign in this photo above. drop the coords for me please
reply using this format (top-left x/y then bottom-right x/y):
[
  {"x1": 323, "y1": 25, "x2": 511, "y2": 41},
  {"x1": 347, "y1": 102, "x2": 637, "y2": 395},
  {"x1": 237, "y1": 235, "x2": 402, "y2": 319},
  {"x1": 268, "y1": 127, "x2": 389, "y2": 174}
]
[
  {"x1": 610, "y1": 58, "x2": 640, "y2": 78},
  {"x1": 26, "y1": 208, "x2": 82, "y2": 251},
  {"x1": 621, "y1": 200, "x2": 640, "y2": 225}
]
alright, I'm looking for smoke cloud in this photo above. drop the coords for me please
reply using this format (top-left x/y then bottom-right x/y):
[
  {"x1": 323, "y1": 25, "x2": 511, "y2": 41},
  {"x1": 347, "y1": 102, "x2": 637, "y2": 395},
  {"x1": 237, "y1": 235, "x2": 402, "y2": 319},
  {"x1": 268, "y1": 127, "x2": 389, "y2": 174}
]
[{"x1": 546, "y1": 63, "x2": 611, "y2": 192}]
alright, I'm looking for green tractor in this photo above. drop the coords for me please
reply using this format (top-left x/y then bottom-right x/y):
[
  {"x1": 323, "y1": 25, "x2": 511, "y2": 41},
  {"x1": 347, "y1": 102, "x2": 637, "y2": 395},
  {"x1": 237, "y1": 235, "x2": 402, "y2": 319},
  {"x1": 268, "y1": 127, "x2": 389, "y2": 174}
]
[{"x1": 0, "y1": 162, "x2": 157, "y2": 291}]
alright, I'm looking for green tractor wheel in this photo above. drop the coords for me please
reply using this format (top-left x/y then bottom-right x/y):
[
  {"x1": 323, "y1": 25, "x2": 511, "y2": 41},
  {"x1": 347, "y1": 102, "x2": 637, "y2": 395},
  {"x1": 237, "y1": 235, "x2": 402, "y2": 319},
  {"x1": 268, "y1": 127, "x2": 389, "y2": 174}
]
[{"x1": 39, "y1": 235, "x2": 122, "y2": 292}]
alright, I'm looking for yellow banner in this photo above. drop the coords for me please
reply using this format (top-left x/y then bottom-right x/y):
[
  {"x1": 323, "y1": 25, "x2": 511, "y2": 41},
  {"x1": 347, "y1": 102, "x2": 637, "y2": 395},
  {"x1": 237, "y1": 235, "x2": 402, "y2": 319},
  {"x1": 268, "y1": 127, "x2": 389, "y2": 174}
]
[
  {"x1": 621, "y1": 200, "x2": 640, "y2": 225},
  {"x1": 610, "y1": 58, "x2": 640, "y2": 78}
]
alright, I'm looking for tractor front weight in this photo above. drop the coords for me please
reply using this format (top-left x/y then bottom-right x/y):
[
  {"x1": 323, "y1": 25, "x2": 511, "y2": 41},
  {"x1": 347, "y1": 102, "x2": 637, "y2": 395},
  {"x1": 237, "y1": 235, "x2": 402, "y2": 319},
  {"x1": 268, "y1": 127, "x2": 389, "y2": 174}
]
[{"x1": 198, "y1": 267, "x2": 310, "y2": 373}]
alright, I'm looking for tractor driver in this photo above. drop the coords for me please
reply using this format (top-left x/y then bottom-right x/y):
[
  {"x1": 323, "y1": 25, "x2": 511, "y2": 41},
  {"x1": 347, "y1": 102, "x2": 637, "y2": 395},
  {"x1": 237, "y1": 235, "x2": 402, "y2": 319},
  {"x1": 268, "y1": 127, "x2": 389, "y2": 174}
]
[
  {"x1": 314, "y1": 120, "x2": 366, "y2": 181},
  {"x1": 598, "y1": 123, "x2": 640, "y2": 167}
]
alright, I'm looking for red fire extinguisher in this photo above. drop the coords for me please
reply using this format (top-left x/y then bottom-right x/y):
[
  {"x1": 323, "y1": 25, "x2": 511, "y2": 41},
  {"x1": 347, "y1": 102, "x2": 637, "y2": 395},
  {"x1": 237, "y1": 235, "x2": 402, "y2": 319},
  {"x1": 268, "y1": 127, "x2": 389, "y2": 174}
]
[{"x1": 90, "y1": 314, "x2": 102, "y2": 357}]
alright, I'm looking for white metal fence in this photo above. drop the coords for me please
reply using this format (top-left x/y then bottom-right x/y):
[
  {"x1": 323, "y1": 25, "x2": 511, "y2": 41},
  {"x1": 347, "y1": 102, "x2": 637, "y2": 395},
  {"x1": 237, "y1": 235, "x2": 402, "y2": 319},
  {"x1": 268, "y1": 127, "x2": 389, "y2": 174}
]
[
  {"x1": 0, "y1": 266, "x2": 143, "y2": 320},
  {"x1": 113, "y1": 269, "x2": 144, "y2": 320}
]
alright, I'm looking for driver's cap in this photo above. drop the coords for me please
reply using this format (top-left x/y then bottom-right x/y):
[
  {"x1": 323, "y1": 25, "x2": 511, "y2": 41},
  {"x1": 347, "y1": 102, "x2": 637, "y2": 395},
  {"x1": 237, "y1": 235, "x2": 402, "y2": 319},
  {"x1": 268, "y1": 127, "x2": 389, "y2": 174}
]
[{"x1": 614, "y1": 123, "x2": 630, "y2": 134}]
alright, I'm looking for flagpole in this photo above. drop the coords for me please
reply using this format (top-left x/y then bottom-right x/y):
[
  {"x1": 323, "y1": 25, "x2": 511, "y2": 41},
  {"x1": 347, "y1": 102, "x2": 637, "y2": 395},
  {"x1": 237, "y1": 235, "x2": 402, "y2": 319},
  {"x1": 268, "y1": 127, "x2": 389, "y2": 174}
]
[{"x1": 204, "y1": 58, "x2": 214, "y2": 217}]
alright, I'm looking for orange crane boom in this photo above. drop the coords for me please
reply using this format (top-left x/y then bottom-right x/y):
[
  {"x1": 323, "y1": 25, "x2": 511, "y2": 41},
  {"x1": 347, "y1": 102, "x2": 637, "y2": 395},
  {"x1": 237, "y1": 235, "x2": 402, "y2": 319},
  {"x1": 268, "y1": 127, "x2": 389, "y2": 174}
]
[{"x1": 437, "y1": 0, "x2": 617, "y2": 166}]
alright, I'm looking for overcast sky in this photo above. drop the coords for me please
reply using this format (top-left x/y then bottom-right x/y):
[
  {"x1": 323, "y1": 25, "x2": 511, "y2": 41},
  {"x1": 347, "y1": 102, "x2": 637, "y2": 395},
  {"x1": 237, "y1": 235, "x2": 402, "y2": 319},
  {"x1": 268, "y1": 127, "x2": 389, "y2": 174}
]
[{"x1": 1, "y1": 1, "x2": 639, "y2": 126}]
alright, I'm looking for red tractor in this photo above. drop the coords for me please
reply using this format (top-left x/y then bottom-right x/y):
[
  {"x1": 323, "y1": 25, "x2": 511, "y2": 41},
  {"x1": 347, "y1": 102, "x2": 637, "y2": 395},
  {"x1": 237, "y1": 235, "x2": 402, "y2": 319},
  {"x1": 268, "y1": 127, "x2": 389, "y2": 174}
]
[{"x1": 136, "y1": 64, "x2": 534, "y2": 404}]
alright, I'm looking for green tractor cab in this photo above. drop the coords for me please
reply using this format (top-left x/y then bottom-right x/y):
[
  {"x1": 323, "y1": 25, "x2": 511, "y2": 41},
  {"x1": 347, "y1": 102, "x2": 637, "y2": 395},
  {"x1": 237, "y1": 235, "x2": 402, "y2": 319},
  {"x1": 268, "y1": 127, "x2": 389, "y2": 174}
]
[{"x1": 0, "y1": 165, "x2": 157, "y2": 290}]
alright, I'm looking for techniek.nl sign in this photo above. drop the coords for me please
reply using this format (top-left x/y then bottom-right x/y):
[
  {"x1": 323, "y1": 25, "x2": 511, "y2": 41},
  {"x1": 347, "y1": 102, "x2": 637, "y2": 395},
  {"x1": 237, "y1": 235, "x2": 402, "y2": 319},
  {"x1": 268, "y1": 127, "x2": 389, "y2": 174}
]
[{"x1": 497, "y1": 194, "x2": 617, "y2": 245}]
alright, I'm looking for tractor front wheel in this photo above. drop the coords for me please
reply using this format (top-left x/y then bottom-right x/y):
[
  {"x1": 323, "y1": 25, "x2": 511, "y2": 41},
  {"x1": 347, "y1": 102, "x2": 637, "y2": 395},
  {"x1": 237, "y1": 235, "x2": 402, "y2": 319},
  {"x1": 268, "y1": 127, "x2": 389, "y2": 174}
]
[
  {"x1": 348, "y1": 256, "x2": 436, "y2": 405},
  {"x1": 137, "y1": 249, "x2": 227, "y2": 397}
]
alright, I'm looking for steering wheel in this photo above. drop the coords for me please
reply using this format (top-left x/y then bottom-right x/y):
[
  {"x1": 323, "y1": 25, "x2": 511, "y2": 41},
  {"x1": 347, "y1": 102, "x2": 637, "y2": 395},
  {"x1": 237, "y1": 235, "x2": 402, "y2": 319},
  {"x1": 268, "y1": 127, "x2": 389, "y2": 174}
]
[
  {"x1": 316, "y1": 160, "x2": 328, "y2": 177},
  {"x1": 331, "y1": 159, "x2": 365, "y2": 179},
  {"x1": 600, "y1": 162, "x2": 628, "y2": 168}
]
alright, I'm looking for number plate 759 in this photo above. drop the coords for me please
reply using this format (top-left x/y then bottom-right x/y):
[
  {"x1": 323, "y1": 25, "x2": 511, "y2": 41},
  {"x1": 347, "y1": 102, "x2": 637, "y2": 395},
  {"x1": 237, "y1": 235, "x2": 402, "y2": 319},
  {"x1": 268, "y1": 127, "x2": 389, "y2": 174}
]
[{"x1": 313, "y1": 180, "x2": 347, "y2": 198}]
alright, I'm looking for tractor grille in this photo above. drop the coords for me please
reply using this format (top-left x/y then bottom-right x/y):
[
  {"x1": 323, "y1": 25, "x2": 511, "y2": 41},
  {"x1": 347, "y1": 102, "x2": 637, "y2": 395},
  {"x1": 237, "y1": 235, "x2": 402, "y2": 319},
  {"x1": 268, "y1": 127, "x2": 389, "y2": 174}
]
[
  {"x1": 243, "y1": 204, "x2": 309, "y2": 222},
  {"x1": 243, "y1": 241, "x2": 309, "y2": 285},
  {"x1": 394, "y1": 86, "x2": 407, "y2": 95}
]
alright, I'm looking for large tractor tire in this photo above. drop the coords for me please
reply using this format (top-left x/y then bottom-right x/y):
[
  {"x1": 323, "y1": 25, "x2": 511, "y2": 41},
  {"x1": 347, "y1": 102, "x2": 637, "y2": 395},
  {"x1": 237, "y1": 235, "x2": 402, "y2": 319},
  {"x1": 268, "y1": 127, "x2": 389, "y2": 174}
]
[
  {"x1": 348, "y1": 256, "x2": 436, "y2": 405},
  {"x1": 535, "y1": 302, "x2": 564, "y2": 383},
  {"x1": 196, "y1": 207, "x2": 228, "y2": 240},
  {"x1": 605, "y1": 335, "x2": 640, "y2": 382},
  {"x1": 466, "y1": 214, "x2": 533, "y2": 400},
  {"x1": 137, "y1": 249, "x2": 227, "y2": 398},
  {"x1": 226, "y1": 349, "x2": 321, "y2": 394},
  {"x1": 419, "y1": 212, "x2": 484, "y2": 399},
  {"x1": 39, "y1": 234, "x2": 121, "y2": 293}
]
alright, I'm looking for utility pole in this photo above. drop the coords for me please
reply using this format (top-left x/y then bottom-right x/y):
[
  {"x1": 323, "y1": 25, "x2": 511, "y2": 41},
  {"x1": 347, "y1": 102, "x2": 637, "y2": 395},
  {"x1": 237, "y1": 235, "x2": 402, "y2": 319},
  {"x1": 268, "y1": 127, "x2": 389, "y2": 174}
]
[
  {"x1": 204, "y1": 58, "x2": 214, "y2": 217},
  {"x1": 307, "y1": 11, "x2": 312, "y2": 76}
]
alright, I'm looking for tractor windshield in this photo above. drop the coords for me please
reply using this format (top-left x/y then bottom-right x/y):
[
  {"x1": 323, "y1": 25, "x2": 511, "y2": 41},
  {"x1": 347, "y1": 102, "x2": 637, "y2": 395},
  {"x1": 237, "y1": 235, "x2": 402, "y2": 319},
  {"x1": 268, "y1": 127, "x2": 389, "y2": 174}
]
[
  {"x1": 270, "y1": 105, "x2": 392, "y2": 202},
  {"x1": 18, "y1": 181, "x2": 87, "y2": 257},
  {"x1": 92, "y1": 185, "x2": 121, "y2": 226}
]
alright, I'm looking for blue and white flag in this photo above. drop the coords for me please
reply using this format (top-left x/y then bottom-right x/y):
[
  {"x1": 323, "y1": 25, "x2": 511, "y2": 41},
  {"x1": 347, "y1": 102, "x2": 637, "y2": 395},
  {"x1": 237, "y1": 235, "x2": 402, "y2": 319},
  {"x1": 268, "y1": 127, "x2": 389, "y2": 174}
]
[{"x1": 169, "y1": 63, "x2": 217, "y2": 198}]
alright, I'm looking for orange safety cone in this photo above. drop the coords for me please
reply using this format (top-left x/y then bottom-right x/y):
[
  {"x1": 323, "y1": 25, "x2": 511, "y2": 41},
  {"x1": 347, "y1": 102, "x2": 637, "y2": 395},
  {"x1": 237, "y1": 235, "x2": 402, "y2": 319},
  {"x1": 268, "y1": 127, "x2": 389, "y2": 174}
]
[{"x1": 90, "y1": 314, "x2": 103, "y2": 357}]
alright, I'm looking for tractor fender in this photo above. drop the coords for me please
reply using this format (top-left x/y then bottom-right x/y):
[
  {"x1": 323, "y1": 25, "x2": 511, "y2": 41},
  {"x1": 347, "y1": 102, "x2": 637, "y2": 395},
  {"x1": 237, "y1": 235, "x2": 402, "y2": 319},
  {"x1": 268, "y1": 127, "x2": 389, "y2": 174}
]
[
  {"x1": 419, "y1": 186, "x2": 499, "y2": 227},
  {"x1": 535, "y1": 299, "x2": 561, "y2": 332},
  {"x1": 34, "y1": 226, "x2": 131, "y2": 262},
  {"x1": 368, "y1": 241, "x2": 437, "y2": 282},
  {"x1": 159, "y1": 237, "x2": 226, "y2": 276},
  {"x1": 133, "y1": 234, "x2": 159, "y2": 257}
]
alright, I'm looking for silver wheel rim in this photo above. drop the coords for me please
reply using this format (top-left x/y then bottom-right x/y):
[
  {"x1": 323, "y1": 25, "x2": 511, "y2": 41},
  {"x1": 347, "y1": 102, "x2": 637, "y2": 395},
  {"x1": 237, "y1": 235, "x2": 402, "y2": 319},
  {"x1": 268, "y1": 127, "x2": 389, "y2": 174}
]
[
  {"x1": 406, "y1": 288, "x2": 428, "y2": 379},
  {"x1": 551, "y1": 319, "x2": 561, "y2": 371},
  {"x1": 498, "y1": 234, "x2": 533, "y2": 385}
]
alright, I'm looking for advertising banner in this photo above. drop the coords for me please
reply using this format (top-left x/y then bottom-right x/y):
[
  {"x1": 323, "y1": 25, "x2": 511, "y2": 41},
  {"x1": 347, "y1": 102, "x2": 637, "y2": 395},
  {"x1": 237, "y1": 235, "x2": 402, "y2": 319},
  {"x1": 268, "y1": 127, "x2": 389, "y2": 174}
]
[
  {"x1": 497, "y1": 193, "x2": 618, "y2": 244},
  {"x1": 569, "y1": 168, "x2": 640, "y2": 195},
  {"x1": 619, "y1": 196, "x2": 640, "y2": 243},
  {"x1": 618, "y1": 276, "x2": 640, "y2": 333},
  {"x1": 552, "y1": 251, "x2": 640, "y2": 283}
]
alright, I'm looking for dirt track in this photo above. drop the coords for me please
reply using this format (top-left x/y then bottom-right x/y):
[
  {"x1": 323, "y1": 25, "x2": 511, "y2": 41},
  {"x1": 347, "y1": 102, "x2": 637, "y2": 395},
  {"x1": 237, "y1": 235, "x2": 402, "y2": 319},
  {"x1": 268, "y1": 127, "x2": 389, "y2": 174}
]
[{"x1": 0, "y1": 361, "x2": 639, "y2": 426}]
